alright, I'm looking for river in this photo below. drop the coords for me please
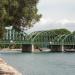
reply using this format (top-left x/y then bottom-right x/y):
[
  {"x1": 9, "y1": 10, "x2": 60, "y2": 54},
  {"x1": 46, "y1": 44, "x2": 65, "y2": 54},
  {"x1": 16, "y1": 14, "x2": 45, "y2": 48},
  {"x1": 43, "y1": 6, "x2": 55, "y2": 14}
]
[{"x1": 0, "y1": 51, "x2": 75, "y2": 75}]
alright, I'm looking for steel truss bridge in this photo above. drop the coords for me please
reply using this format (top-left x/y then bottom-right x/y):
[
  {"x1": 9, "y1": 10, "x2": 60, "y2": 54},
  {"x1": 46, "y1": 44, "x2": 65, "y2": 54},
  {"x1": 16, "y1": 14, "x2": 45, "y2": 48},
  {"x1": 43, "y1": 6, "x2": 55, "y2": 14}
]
[
  {"x1": 0, "y1": 29, "x2": 75, "y2": 45},
  {"x1": 0, "y1": 28, "x2": 75, "y2": 52}
]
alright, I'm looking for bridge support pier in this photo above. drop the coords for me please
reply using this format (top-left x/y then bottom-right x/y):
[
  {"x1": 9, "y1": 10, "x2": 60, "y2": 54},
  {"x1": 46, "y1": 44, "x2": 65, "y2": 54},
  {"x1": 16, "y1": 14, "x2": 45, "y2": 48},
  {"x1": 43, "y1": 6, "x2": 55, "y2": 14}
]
[
  {"x1": 64, "y1": 45, "x2": 75, "y2": 52},
  {"x1": 22, "y1": 44, "x2": 35, "y2": 52},
  {"x1": 61, "y1": 45, "x2": 64, "y2": 52},
  {"x1": 51, "y1": 45, "x2": 64, "y2": 52},
  {"x1": 32, "y1": 44, "x2": 35, "y2": 52}
]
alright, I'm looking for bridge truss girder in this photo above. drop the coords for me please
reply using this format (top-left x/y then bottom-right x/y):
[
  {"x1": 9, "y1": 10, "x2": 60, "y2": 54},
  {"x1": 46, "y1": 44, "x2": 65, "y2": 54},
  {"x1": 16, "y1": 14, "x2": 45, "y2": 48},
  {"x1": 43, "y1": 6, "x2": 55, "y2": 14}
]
[{"x1": 0, "y1": 29, "x2": 75, "y2": 46}]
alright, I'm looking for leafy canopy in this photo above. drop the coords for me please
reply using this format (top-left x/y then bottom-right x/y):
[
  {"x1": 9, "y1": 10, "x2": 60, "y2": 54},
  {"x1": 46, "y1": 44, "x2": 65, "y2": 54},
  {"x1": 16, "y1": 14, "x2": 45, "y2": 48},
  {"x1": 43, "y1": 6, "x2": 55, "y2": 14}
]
[
  {"x1": 52, "y1": 29, "x2": 71, "y2": 35},
  {"x1": 0, "y1": 0, "x2": 41, "y2": 29}
]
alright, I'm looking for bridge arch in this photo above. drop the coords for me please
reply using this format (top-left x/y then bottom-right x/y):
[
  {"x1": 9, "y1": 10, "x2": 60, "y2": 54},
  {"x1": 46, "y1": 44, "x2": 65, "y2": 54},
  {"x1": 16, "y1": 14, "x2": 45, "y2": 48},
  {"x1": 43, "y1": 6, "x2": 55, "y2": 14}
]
[
  {"x1": 62, "y1": 33, "x2": 75, "y2": 45},
  {"x1": 31, "y1": 31, "x2": 57, "y2": 44}
]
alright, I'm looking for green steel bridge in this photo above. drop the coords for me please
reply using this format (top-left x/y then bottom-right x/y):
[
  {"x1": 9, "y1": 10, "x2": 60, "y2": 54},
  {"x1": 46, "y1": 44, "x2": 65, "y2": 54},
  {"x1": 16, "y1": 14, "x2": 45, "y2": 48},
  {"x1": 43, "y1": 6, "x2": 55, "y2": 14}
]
[{"x1": 0, "y1": 28, "x2": 75, "y2": 52}]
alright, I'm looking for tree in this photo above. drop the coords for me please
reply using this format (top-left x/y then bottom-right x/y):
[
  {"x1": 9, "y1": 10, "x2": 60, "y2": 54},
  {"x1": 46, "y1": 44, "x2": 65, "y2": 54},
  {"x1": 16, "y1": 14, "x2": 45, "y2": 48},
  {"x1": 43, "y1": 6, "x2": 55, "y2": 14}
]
[
  {"x1": 53, "y1": 29, "x2": 71, "y2": 35},
  {"x1": 0, "y1": 0, "x2": 41, "y2": 29},
  {"x1": 0, "y1": 26, "x2": 4, "y2": 38},
  {"x1": 72, "y1": 31, "x2": 75, "y2": 34}
]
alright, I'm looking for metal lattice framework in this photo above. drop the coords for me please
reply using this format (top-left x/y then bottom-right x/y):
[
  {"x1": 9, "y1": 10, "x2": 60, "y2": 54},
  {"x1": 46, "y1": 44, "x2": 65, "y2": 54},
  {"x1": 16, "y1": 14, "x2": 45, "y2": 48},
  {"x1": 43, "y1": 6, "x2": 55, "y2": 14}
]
[
  {"x1": 30, "y1": 30, "x2": 57, "y2": 47},
  {"x1": 0, "y1": 29, "x2": 75, "y2": 46},
  {"x1": 63, "y1": 33, "x2": 75, "y2": 45},
  {"x1": 30, "y1": 31, "x2": 75, "y2": 46},
  {"x1": 31, "y1": 31, "x2": 57, "y2": 43},
  {"x1": 0, "y1": 29, "x2": 28, "y2": 44}
]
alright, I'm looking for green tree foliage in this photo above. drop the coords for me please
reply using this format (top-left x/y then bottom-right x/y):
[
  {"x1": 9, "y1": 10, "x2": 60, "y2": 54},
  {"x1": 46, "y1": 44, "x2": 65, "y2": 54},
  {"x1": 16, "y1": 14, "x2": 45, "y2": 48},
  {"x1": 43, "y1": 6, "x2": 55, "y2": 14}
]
[
  {"x1": 52, "y1": 29, "x2": 71, "y2": 35},
  {"x1": 0, "y1": 26, "x2": 4, "y2": 38},
  {"x1": 72, "y1": 31, "x2": 75, "y2": 34},
  {"x1": 0, "y1": 0, "x2": 41, "y2": 29}
]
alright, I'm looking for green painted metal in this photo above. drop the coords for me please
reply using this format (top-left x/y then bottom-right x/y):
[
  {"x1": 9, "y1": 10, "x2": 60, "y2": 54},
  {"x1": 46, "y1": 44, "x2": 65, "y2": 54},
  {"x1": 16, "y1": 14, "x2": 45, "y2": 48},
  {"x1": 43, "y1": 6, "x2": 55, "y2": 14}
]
[
  {"x1": 30, "y1": 30, "x2": 57, "y2": 48},
  {"x1": 0, "y1": 29, "x2": 75, "y2": 46},
  {"x1": 0, "y1": 29, "x2": 31, "y2": 44},
  {"x1": 30, "y1": 31, "x2": 75, "y2": 46}
]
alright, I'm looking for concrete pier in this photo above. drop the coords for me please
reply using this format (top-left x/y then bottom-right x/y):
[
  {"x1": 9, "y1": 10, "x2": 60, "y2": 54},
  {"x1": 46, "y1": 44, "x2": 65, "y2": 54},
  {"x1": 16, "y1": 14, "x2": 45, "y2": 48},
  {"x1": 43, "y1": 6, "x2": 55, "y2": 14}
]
[
  {"x1": 22, "y1": 44, "x2": 65, "y2": 52},
  {"x1": 64, "y1": 45, "x2": 75, "y2": 52},
  {"x1": 61, "y1": 45, "x2": 64, "y2": 52},
  {"x1": 22, "y1": 44, "x2": 32, "y2": 52},
  {"x1": 22, "y1": 44, "x2": 35, "y2": 52},
  {"x1": 22, "y1": 44, "x2": 75, "y2": 52},
  {"x1": 51, "y1": 45, "x2": 64, "y2": 52},
  {"x1": 32, "y1": 44, "x2": 35, "y2": 52}
]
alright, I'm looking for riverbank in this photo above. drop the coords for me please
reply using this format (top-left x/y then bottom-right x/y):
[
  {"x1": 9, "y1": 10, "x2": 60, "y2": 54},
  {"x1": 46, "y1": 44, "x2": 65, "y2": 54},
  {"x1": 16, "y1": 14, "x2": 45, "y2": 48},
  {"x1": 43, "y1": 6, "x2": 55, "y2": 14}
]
[
  {"x1": 0, "y1": 58, "x2": 22, "y2": 75},
  {"x1": 0, "y1": 48, "x2": 21, "y2": 51}
]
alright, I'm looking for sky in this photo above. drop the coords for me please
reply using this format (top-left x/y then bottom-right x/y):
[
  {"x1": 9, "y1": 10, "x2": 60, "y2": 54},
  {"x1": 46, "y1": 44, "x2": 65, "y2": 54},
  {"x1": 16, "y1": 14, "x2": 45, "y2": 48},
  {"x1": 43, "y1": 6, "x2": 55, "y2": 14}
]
[{"x1": 27, "y1": 0, "x2": 75, "y2": 33}]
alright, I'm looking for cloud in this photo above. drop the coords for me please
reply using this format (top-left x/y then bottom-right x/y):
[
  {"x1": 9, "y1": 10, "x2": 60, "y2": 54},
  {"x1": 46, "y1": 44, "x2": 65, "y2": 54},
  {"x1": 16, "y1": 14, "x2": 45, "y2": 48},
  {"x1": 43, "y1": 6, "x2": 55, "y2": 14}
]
[
  {"x1": 25, "y1": 0, "x2": 75, "y2": 33},
  {"x1": 26, "y1": 18, "x2": 75, "y2": 34},
  {"x1": 38, "y1": 0, "x2": 75, "y2": 20}
]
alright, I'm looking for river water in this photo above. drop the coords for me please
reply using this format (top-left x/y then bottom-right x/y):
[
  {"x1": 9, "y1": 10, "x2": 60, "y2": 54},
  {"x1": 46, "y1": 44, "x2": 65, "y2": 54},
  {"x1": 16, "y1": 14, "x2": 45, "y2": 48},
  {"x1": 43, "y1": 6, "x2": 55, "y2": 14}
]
[{"x1": 0, "y1": 51, "x2": 75, "y2": 75}]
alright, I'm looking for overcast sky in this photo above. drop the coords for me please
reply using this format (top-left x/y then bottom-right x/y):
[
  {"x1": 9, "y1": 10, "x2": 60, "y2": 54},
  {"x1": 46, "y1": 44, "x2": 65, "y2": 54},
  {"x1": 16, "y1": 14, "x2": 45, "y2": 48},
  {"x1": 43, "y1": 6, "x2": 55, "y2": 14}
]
[{"x1": 27, "y1": 0, "x2": 75, "y2": 33}]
